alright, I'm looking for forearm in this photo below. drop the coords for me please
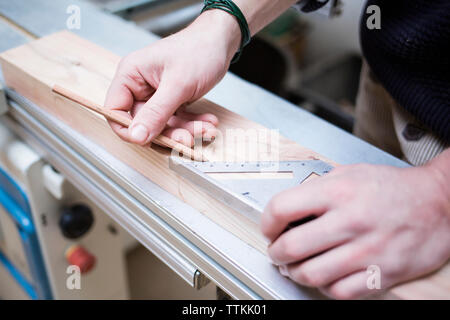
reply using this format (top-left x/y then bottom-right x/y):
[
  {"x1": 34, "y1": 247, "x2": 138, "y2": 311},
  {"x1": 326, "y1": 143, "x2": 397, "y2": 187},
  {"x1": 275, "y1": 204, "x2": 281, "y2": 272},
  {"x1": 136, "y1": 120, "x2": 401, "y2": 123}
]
[
  {"x1": 233, "y1": 0, "x2": 301, "y2": 35},
  {"x1": 191, "y1": 0, "x2": 301, "y2": 61}
]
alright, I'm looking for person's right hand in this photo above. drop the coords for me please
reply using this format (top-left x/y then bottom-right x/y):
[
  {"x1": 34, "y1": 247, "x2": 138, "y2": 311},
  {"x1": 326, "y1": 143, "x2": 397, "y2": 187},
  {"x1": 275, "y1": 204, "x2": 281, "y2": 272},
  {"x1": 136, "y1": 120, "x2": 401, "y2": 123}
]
[{"x1": 104, "y1": 10, "x2": 242, "y2": 147}]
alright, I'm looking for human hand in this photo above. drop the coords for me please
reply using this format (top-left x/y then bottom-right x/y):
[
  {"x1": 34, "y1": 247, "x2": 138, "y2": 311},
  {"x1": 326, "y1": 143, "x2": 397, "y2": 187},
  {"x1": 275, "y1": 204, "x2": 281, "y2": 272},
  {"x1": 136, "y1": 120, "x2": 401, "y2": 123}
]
[
  {"x1": 104, "y1": 10, "x2": 241, "y2": 146},
  {"x1": 261, "y1": 161, "x2": 450, "y2": 299}
]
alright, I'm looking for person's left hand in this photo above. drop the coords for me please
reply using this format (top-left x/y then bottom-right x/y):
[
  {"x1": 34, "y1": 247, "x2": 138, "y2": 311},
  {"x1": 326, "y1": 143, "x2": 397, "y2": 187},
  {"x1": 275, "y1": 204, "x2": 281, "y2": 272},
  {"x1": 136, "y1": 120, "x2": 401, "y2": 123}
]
[{"x1": 261, "y1": 163, "x2": 450, "y2": 299}]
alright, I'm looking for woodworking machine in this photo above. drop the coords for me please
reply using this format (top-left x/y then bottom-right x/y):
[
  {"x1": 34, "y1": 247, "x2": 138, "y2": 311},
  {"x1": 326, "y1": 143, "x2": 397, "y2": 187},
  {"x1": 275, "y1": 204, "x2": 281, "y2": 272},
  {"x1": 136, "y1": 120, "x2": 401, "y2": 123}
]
[{"x1": 0, "y1": 0, "x2": 407, "y2": 300}]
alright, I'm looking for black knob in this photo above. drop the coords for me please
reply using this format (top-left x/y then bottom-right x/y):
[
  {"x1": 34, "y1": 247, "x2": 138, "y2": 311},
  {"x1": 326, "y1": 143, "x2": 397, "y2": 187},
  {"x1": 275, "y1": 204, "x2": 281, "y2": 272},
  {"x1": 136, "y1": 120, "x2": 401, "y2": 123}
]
[{"x1": 59, "y1": 204, "x2": 94, "y2": 239}]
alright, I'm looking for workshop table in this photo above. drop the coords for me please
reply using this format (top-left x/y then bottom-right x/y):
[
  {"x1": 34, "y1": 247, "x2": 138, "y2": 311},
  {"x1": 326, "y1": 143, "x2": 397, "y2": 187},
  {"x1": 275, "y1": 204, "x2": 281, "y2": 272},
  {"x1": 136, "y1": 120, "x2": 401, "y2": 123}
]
[{"x1": 0, "y1": 0, "x2": 407, "y2": 300}]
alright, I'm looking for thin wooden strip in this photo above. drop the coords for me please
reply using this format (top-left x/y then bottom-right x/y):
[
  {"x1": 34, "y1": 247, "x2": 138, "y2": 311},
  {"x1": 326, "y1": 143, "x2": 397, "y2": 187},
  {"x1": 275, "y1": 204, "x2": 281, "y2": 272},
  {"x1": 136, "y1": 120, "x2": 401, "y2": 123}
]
[{"x1": 52, "y1": 84, "x2": 207, "y2": 162}]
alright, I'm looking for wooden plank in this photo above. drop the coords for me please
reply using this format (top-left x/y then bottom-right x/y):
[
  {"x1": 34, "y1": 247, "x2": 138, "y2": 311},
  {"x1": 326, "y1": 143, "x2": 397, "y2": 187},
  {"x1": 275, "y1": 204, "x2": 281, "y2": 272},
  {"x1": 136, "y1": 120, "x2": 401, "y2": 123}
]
[
  {"x1": 1, "y1": 31, "x2": 448, "y2": 299},
  {"x1": 0, "y1": 30, "x2": 333, "y2": 251}
]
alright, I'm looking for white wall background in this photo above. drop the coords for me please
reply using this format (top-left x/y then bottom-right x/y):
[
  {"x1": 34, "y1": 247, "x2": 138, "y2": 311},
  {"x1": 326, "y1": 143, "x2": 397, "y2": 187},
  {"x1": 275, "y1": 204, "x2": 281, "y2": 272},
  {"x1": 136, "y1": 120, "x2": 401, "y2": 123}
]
[{"x1": 301, "y1": 0, "x2": 366, "y2": 64}]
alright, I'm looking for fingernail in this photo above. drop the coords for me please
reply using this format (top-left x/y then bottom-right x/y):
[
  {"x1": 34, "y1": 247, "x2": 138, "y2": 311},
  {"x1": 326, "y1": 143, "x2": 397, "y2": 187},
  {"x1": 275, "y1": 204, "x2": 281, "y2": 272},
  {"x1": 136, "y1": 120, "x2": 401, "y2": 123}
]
[
  {"x1": 204, "y1": 129, "x2": 217, "y2": 141},
  {"x1": 145, "y1": 131, "x2": 156, "y2": 145},
  {"x1": 279, "y1": 265, "x2": 288, "y2": 277},
  {"x1": 130, "y1": 124, "x2": 149, "y2": 143}
]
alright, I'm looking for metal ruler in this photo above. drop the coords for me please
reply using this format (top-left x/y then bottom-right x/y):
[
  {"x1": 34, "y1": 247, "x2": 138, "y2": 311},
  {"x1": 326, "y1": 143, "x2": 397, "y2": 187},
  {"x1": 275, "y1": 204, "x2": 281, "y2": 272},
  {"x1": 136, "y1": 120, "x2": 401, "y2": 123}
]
[{"x1": 170, "y1": 157, "x2": 334, "y2": 223}]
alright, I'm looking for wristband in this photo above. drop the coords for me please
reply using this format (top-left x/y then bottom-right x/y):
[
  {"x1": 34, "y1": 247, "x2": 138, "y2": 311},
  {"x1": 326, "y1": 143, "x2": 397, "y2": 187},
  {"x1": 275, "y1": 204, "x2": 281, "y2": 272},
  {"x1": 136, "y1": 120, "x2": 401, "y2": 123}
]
[{"x1": 201, "y1": 0, "x2": 251, "y2": 63}]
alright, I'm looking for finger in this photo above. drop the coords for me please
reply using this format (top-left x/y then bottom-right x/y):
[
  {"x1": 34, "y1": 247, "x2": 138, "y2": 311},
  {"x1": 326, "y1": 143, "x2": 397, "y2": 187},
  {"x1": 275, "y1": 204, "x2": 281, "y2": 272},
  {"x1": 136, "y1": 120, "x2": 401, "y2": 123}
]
[
  {"x1": 161, "y1": 128, "x2": 194, "y2": 147},
  {"x1": 108, "y1": 100, "x2": 143, "y2": 142},
  {"x1": 106, "y1": 70, "x2": 154, "y2": 113},
  {"x1": 176, "y1": 107, "x2": 219, "y2": 126},
  {"x1": 203, "y1": 127, "x2": 218, "y2": 141},
  {"x1": 107, "y1": 112, "x2": 133, "y2": 141},
  {"x1": 278, "y1": 265, "x2": 289, "y2": 277},
  {"x1": 130, "y1": 101, "x2": 147, "y2": 118},
  {"x1": 104, "y1": 76, "x2": 134, "y2": 112},
  {"x1": 167, "y1": 116, "x2": 204, "y2": 137},
  {"x1": 319, "y1": 270, "x2": 377, "y2": 300},
  {"x1": 167, "y1": 116, "x2": 217, "y2": 139},
  {"x1": 281, "y1": 241, "x2": 369, "y2": 288},
  {"x1": 261, "y1": 180, "x2": 331, "y2": 242},
  {"x1": 128, "y1": 79, "x2": 187, "y2": 145},
  {"x1": 104, "y1": 76, "x2": 135, "y2": 139},
  {"x1": 268, "y1": 211, "x2": 352, "y2": 265}
]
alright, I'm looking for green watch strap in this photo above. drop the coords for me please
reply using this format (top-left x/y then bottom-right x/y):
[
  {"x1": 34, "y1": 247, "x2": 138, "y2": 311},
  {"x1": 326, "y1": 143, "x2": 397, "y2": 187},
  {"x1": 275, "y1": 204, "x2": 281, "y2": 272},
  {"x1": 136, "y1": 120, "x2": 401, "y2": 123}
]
[{"x1": 202, "y1": 0, "x2": 251, "y2": 63}]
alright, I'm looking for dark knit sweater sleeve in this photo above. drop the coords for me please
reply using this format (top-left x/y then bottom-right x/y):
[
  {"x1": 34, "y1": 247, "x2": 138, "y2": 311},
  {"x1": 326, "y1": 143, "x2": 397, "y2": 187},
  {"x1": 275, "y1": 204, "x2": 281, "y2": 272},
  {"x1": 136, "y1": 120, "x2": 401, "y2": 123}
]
[
  {"x1": 293, "y1": 0, "x2": 330, "y2": 13},
  {"x1": 361, "y1": 0, "x2": 450, "y2": 142}
]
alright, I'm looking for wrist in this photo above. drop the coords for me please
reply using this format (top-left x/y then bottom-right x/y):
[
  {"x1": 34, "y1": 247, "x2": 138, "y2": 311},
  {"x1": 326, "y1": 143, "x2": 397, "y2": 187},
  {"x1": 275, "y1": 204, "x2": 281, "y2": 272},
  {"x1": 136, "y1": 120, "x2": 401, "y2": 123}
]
[
  {"x1": 427, "y1": 149, "x2": 450, "y2": 198},
  {"x1": 193, "y1": 9, "x2": 242, "y2": 63},
  {"x1": 424, "y1": 148, "x2": 450, "y2": 217}
]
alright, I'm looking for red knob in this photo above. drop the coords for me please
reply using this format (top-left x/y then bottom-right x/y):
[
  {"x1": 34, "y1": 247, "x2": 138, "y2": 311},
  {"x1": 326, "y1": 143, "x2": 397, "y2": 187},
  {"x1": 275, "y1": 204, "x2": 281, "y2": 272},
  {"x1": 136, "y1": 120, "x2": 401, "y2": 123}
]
[{"x1": 65, "y1": 245, "x2": 96, "y2": 274}]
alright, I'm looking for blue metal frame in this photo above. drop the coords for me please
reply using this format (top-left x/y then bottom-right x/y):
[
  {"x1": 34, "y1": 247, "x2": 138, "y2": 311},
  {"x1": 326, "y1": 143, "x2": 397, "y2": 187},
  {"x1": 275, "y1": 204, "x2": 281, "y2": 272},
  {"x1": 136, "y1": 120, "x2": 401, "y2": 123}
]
[
  {"x1": 0, "y1": 165, "x2": 52, "y2": 299},
  {"x1": 0, "y1": 250, "x2": 37, "y2": 299}
]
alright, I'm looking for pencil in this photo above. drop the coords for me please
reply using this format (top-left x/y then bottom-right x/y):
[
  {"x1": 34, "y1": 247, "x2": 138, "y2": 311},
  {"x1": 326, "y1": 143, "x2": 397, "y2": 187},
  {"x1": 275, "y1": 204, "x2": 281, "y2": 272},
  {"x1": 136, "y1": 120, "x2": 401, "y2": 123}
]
[{"x1": 52, "y1": 85, "x2": 206, "y2": 162}]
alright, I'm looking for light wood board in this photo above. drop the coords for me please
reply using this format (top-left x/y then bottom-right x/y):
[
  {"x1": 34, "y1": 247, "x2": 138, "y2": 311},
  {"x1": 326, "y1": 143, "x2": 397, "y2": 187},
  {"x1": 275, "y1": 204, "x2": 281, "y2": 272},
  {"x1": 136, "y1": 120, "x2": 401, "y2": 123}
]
[{"x1": 1, "y1": 31, "x2": 448, "y2": 299}]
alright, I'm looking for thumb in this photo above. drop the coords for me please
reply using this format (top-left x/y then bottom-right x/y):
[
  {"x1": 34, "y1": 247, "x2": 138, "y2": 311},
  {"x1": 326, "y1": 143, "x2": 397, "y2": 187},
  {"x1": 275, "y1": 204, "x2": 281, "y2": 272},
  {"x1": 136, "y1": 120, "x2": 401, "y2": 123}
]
[{"x1": 128, "y1": 79, "x2": 187, "y2": 145}]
